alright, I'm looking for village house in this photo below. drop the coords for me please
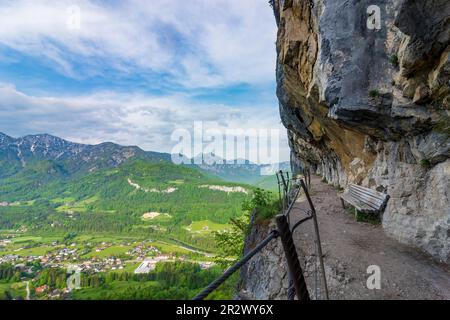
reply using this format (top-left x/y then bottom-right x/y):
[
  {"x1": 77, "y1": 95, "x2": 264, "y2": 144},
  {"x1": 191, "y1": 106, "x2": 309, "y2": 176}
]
[{"x1": 35, "y1": 285, "x2": 49, "y2": 294}]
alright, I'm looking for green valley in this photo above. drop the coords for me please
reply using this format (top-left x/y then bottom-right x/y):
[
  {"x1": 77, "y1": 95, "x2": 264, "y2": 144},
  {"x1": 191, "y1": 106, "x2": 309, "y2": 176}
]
[{"x1": 0, "y1": 133, "x2": 271, "y2": 300}]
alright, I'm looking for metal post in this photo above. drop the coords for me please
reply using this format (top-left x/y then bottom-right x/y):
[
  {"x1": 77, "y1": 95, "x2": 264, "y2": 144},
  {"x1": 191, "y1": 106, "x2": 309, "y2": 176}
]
[
  {"x1": 276, "y1": 214, "x2": 310, "y2": 301},
  {"x1": 284, "y1": 186, "x2": 301, "y2": 226},
  {"x1": 287, "y1": 281, "x2": 296, "y2": 300},
  {"x1": 279, "y1": 170, "x2": 288, "y2": 213},
  {"x1": 279, "y1": 170, "x2": 288, "y2": 194},
  {"x1": 308, "y1": 169, "x2": 311, "y2": 188},
  {"x1": 276, "y1": 173, "x2": 283, "y2": 211},
  {"x1": 300, "y1": 180, "x2": 329, "y2": 300},
  {"x1": 286, "y1": 171, "x2": 291, "y2": 194}
]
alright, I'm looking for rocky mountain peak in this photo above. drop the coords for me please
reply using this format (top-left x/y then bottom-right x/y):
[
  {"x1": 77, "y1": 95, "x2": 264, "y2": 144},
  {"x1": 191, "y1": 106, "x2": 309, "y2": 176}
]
[
  {"x1": 0, "y1": 133, "x2": 168, "y2": 176},
  {"x1": 0, "y1": 132, "x2": 13, "y2": 145}
]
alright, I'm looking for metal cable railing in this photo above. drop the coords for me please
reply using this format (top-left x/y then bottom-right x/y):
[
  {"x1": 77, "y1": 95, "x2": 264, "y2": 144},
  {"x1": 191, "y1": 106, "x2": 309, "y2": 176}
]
[
  {"x1": 192, "y1": 168, "x2": 328, "y2": 301},
  {"x1": 193, "y1": 230, "x2": 279, "y2": 300},
  {"x1": 278, "y1": 170, "x2": 326, "y2": 300},
  {"x1": 278, "y1": 169, "x2": 329, "y2": 299}
]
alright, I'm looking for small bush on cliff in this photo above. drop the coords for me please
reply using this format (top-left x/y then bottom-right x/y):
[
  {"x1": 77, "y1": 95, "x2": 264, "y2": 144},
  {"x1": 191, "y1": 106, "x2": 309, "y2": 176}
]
[
  {"x1": 390, "y1": 54, "x2": 399, "y2": 67},
  {"x1": 213, "y1": 189, "x2": 280, "y2": 267},
  {"x1": 420, "y1": 159, "x2": 431, "y2": 169},
  {"x1": 213, "y1": 211, "x2": 250, "y2": 267},
  {"x1": 432, "y1": 118, "x2": 450, "y2": 136},
  {"x1": 242, "y1": 188, "x2": 281, "y2": 221},
  {"x1": 369, "y1": 89, "x2": 379, "y2": 98}
]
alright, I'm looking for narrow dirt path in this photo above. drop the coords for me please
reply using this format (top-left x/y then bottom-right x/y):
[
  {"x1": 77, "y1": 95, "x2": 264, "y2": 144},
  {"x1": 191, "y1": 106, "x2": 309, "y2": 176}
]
[
  {"x1": 290, "y1": 174, "x2": 450, "y2": 300},
  {"x1": 25, "y1": 281, "x2": 30, "y2": 300}
]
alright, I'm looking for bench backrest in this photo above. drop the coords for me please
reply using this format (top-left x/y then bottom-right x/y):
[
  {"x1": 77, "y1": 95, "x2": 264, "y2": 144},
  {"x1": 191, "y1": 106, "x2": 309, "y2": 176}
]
[{"x1": 348, "y1": 184, "x2": 389, "y2": 211}]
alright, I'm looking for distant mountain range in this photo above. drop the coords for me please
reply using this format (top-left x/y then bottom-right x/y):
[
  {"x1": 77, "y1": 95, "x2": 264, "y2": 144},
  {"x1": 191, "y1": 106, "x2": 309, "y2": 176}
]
[
  {"x1": 0, "y1": 132, "x2": 290, "y2": 250},
  {"x1": 0, "y1": 132, "x2": 290, "y2": 185},
  {"x1": 0, "y1": 132, "x2": 169, "y2": 178},
  {"x1": 0, "y1": 132, "x2": 253, "y2": 240}
]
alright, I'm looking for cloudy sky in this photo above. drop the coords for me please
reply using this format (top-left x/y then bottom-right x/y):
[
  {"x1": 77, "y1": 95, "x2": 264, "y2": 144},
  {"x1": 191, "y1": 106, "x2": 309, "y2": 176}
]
[{"x1": 0, "y1": 0, "x2": 289, "y2": 162}]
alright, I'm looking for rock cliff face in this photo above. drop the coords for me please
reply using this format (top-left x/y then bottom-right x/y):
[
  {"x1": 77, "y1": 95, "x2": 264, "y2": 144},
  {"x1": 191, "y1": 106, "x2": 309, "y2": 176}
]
[
  {"x1": 271, "y1": 0, "x2": 449, "y2": 261},
  {"x1": 238, "y1": 219, "x2": 289, "y2": 300}
]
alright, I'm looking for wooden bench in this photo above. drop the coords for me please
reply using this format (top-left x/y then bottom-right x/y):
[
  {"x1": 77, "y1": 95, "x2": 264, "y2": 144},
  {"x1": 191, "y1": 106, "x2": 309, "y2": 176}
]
[{"x1": 340, "y1": 184, "x2": 389, "y2": 217}]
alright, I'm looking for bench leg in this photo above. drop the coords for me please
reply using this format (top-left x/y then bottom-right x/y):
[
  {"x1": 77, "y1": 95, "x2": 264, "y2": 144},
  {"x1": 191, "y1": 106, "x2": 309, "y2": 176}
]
[
  {"x1": 340, "y1": 198, "x2": 346, "y2": 209},
  {"x1": 354, "y1": 208, "x2": 358, "y2": 220}
]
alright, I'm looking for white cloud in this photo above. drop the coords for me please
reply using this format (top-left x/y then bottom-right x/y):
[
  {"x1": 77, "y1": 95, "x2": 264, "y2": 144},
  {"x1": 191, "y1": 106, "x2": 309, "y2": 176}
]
[
  {"x1": 0, "y1": 83, "x2": 290, "y2": 162},
  {"x1": 0, "y1": 0, "x2": 277, "y2": 88},
  {"x1": 0, "y1": 2, "x2": 288, "y2": 162}
]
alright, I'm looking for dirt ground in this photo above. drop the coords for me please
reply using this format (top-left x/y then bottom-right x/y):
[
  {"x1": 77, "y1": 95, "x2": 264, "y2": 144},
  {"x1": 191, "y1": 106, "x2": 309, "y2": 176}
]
[{"x1": 290, "y1": 174, "x2": 450, "y2": 300}]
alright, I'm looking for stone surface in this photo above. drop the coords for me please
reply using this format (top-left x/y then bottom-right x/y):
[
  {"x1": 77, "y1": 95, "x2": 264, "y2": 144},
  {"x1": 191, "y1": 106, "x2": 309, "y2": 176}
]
[
  {"x1": 271, "y1": 0, "x2": 450, "y2": 261},
  {"x1": 237, "y1": 219, "x2": 289, "y2": 300},
  {"x1": 239, "y1": 175, "x2": 450, "y2": 300}
]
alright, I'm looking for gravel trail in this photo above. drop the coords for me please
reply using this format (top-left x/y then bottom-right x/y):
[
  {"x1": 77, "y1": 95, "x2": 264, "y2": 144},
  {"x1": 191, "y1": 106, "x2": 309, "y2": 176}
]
[{"x1": 290, "y1": 174, "x2": 450, "y2": 300}]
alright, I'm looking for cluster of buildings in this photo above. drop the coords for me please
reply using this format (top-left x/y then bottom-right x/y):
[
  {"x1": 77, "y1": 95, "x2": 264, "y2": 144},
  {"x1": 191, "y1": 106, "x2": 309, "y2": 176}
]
[
  {"x1": 0, "y1": 239, "x2": 12, "y2": 247},
  {"x1": 0, "y1": 254, "x2": 39, "y2": 266},
  {"x1": 199, "y1": 262, "x2": 214, "y2": 270},
  {"x1": 34, "y1": 285, "x2": 71, "y2": 299},
  {"x1": 1, "y1": 238, "x2": 215, "y2": 281},
  {"x1": 126, "y1": 244, "x2": 160, "y2": 260},
  {"x1": 134, "y1": 255, "x2": 173, "y2": 274},
  {"x1": 64, "y1": 257, "x2": 125, "y2": 273},
  {"x1": 48, "y1": 247, "x2": 79, "y2": 263},
  {"x1": 133, "y1": 255, "x2": 214, "y2": 274},
  {"x1": 93, "y1": 242, "x2": 112, "y2": 253},
  {"x1": 0, "y1": 254, "x2": 19, "y2": 264}
]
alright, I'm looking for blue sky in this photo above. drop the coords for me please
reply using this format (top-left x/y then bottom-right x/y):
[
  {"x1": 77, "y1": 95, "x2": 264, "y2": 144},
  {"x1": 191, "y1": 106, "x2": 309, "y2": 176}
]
[{"x1": 0, "y1": 0, "x2": 289, "y2": 161}]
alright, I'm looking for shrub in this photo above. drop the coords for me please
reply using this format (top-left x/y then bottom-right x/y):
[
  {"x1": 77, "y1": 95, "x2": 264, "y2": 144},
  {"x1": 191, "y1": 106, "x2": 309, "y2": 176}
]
[
  {"x1": 213, "y1": 212, "x2": 250, "y2": 267},
  {"x1": 420, "y1": 159, "x2": 431, "y2": 169},
  {"x1": 369, "y1": 89, "x2": 379, "y2": 98},
  {"x1": 344, "y1": 207, "x2": 381, "y2": 225},
  {"x1": 213, "y1": 189, "x2": 281, "y2": 267},
  {"x1": 390, "y1": 55, "x2": 399, "y2": 67},
  {"x1": 432, "y1": 118, "x2": 450, "y2": 136},
  {"x1": 242, "y1": 188, "x2": 281, "y2": 220},
  {"x1": 356, "y1": 210, "x2": 381, "y2": 225}
]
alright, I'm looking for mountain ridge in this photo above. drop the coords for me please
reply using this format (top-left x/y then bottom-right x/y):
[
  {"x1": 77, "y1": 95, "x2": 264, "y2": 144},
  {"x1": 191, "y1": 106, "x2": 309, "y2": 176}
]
[
  {"x1": 0, "y1": 132, "x2": 171, "y2": 178},
  {"x1": 0, "y1": 132, "x2": 290, "y2": 185},
  {"x1": 0, "y1": 133, "x2": 255, "y2": 239}
]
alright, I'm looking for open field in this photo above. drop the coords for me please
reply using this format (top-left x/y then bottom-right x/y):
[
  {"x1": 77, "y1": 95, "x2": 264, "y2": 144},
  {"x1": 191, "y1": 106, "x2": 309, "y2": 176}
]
[
  {"x1": 185, "y1": 220, "x2": 231, "y2": 234},
  {"x1": 0, "y1": 230, "x2": 211, "y2": 260},
  {"x1": 82, "y1": 245, "x2": 134, "y2": 259},
  {"x1": 55, "y1": 196, "x2": 100, "y2": 213},
  {"x1": 147, "y1": 241, "x2": 192, "y2": 255},
  {"x1": 0, "y1": 281, "x2": 27, "y2": 299},
  {"x1": 50, "y1": 197, "x2": 76, "y2": 204},
  {"x1": 71, "y1": 280, "x2": 160, "y2": 300},
  {"x1": 122, "y1": 262, "x2": 141, "y2": 273},
  {"x1": 14, "y1": 246, "x2": 60, "y2": 256}
]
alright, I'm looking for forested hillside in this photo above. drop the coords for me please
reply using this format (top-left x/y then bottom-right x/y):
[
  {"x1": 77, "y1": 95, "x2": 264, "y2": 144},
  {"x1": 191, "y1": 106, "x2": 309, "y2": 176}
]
[
  {"x1": 0, "y1": 133, "x2": 255, "y2": 252},
  {"x1": 0, "y1": 160, "x2": 250, "y2": 230},
  {"x1": 0, "y1": 133, "x2": 264, "y2": 300}
]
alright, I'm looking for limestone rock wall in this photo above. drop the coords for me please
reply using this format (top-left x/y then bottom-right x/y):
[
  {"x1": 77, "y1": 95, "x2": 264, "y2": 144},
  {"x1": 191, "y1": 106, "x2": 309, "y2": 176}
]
[
  {"x1": 237, "y1": 220, "x2": 289, "y2": 300},
  {"x1": 271, "y1": 0, "x2": 449, "y2": 262},
  {"x1": 238, "y1": 218, "x2": 351, "y2": 300}
]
